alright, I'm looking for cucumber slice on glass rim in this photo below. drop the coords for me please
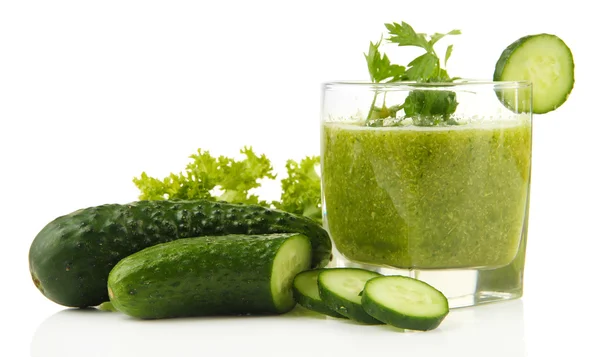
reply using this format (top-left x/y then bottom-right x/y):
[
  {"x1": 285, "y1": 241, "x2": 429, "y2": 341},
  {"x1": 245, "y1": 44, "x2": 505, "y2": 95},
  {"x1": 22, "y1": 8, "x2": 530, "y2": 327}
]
[{"x1": 494, "y1": 33, "x2": 574, "y2": 114}]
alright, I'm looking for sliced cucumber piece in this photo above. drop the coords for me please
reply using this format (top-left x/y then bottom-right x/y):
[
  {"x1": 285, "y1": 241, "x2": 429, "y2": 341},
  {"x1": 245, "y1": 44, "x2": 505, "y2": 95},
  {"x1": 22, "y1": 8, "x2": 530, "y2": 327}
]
[
  {"x1": 97, "y1": 301, "x2": 117, "y2": 312},
  {"x1": 293, "y1": 269, "x2": 346, "y2": 318},
  {"x1": 317, "y1": 268, "x2": 382, "y2": 324},
  {"x1": 108, "y1": 234, "x2": 311, "y2": 319},
  {"x1": 270, "y1": 235, "x2": 314, "y2": 313},
  {"x1": 494, "y1": 33, "x2": 574, "y2": 114},
  {"x1": 361, "y1": 276, "x2": 449, "y2": 331}
]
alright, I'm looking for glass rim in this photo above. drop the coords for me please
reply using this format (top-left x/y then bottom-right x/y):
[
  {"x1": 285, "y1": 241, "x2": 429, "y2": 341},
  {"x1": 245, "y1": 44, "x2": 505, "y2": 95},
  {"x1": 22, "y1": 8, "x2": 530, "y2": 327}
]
[{"x1": 323, "y1": 79, "x2": 532, "y2": 90}]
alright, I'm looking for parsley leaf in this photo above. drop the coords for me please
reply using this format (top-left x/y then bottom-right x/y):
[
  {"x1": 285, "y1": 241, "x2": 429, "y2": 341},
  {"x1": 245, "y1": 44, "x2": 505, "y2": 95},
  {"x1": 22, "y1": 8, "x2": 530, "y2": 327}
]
[
  {"x1": 385, "y1": 22, "x2": 431, "y2": 51},
  {"x1": 385, "y1": 22, "x2": 460, "y2": 82},
  {"x1": 404, "y1": 53, "x2": 439, "y2": 81},
  {"x1": 404, "y1": 90, "x2": 459, "y2": 125},
  {"x1": 429, "y1": 29, "x2": 461, "y2": 47},
  {"x1": 364, "y1": 21, "x2": 462, "y2": 124},
  {"x1": 364, "y1": 38, "x2": 406, "y2": 83},
  {"x1": 364, "y1": 38, "x2": 406, "y2": 119},
  {"x1": 444, "y1": 45, "x2": 453, "y2": 67}
]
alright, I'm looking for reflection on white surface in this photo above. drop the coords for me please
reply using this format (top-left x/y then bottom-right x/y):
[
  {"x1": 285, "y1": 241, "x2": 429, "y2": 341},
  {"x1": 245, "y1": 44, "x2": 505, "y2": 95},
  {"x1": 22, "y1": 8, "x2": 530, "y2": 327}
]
[{"x1": 31, "y1": 300, "x2": 525, "y2": 357}]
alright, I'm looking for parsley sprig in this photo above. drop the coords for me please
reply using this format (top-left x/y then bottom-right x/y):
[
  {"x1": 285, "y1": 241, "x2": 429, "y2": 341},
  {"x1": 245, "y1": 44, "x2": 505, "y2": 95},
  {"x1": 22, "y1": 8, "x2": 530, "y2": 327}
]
[
  {"x1": 365, "y1": 22, "x2": 461, "y2": 125},
  {"x1": 364, "y1": 38, "x2": 406, "y2": 83}
]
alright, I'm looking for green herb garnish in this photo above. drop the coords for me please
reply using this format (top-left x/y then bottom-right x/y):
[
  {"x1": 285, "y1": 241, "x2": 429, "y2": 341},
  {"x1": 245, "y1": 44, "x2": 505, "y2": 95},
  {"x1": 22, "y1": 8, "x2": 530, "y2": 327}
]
[
  {"x1": 364, "y1": 38, "x2": 406, "y2": 84},
  {"x1": 404, "y1": 90, "x2": 459, "y2": 125},
  {"x1": 365, "y1": 22, "x2": 461, "y2": 125},
  {"x1": 133, "y1": 147, "x2": 323, "y2": 224}
]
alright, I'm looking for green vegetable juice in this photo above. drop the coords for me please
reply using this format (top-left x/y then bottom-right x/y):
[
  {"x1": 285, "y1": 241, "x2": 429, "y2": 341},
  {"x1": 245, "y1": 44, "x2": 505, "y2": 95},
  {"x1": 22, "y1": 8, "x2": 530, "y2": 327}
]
[{"x1": 321, "y1": 118, "x2": 532, "y2": 269}]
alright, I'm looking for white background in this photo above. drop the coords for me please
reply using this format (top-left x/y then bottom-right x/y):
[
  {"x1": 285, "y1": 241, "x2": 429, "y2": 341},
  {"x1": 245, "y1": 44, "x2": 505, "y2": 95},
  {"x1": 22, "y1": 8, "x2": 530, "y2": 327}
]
[{"x1": 1, "y1": 0, "x2": 598, "y2": 356}]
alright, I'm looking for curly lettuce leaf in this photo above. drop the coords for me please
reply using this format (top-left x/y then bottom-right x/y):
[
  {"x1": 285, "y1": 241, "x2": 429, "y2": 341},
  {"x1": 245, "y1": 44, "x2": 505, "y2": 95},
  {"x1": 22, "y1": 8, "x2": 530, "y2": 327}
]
[
  {"x1": 273, "y1": 156, "x2": 322, "y2": 224},
  {"x1": 133, "y1": 146, "x2": 275, "y2": 207},
  {"x1": 133, "y1": 147, "x2": 324, "y2": 224}
]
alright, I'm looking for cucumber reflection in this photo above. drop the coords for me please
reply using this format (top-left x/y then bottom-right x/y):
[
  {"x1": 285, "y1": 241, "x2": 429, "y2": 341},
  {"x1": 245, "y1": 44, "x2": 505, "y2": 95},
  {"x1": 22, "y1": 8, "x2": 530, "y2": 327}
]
[{"x1": 30, "y1": 301, "x2": 526, "y2": 357}]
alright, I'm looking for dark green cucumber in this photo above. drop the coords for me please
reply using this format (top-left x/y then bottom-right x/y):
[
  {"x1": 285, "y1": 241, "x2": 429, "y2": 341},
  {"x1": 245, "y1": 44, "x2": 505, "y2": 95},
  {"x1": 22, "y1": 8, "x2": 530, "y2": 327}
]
[
  {"x1": 108, "y1": 233, "x2": 312, "y2": 319},
  {"x1": 494, "y1": 33, "x2": 574, "y2": 114},
  {"x1": 317, "y1": 268, "x2": 382, "y2": 324},
  {"x1": 29, "y1": 200, "x2": 331, "y2": 308},
  {"x1": 361, "y1": 276, "x2": 449, "y2": 331},
  {"x1": 292, "y1": 269, "x2": 346, "y2": 318}
]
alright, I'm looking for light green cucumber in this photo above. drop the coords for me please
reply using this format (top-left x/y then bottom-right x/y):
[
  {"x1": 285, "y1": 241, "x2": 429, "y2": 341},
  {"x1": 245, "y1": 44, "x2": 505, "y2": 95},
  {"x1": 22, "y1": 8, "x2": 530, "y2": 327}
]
[
  {"x1": 494, "y1": 33, "x2": 574, "y2": 114},
  {"x1": 317, "y1": 268, "x2": 382, "y2": 324},
  {"x1": 292, "y1": 269, "x2": 346, "y2": 318},
  {"x1": 361, "y1": 276, "x2": 449, "y2": 331}
]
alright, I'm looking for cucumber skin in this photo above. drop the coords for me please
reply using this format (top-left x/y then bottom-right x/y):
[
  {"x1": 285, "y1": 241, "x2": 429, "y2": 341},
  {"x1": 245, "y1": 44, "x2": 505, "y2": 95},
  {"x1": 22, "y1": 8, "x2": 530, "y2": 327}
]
[
  {"x1": 361, "y1": 279, "x2": 449, "y2": 331},
  {"x1": 361, "y1": 296, "x2": 447, "y2": 331},
  {"x1": 493, "y1": 37, "x2": 531, "y2": 114},
  {"x1": 29, "y1": 200, "x2": 331, "y2": 308},
  {"x1": 292, "y1": 270, "x2": 346, "y2": 318},
  {"x1": 294, "y1": 293, "x2": 345, "y2": 318},
  {"x1": 494, "y1": 34, "x2": 534, "y2": 80},
  {"x1": 317, "y1": 269, "x2": 383, "y2": 325},
  {"x1": 493, "y1": 33, "x2": 574, "y2": 114},
  {"x1": 108, "y1": 234, "x2": 310, "y2": 319}
]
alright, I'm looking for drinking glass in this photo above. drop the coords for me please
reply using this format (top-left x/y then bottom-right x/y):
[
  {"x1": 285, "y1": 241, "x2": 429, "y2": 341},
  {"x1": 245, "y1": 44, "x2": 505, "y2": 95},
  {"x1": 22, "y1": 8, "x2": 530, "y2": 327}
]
[{"x1": 320, "y1": 80, "x2": 532, "y2": 308}]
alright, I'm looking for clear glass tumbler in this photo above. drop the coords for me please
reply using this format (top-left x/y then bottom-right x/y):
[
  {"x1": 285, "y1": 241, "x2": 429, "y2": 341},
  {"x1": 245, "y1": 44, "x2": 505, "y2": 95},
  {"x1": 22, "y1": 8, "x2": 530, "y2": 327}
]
[{"x1": 320, "y1": 80, "x2": 532, "y2": 308}]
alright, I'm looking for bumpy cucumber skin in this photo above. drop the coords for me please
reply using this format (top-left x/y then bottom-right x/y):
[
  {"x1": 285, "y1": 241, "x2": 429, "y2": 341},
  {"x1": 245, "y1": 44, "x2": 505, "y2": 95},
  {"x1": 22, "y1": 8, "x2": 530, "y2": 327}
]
[
  {"x1": 317, "y1": 269, "x2": 383, "y2": 325},
  {"x1": 108, "y1": 233, "x2": 310, "y2": 319},
  {"x1": 29, "y1": 200, "x2": 331, "y2": 308},
  {"x1": 493, "y1": 33, "x2": 574, "y2": 114},
  {"x1": 361, "y1": 277, "x2": 449, "y2": 331},
  {"x1": 292, "y1": 270, "x2": 346, "y2": 318}
]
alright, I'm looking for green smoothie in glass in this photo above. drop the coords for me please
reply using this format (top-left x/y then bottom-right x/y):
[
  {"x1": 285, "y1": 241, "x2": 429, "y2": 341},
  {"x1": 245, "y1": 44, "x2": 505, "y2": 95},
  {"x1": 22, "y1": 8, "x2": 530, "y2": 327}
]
[{"x1": 322, "y1": 118, "x2": 532, "y2": 269}]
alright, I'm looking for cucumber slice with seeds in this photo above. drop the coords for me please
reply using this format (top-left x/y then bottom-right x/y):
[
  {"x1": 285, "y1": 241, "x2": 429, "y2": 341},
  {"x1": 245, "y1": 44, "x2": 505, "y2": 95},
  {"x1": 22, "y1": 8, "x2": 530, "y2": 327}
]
[
  {"x1": 494, "y1": 33, "x2": 574, "y2": 114},
  {"x1": 293, "y1": 269, "x2": 346, "y2": 318},
  {"x1": 317, "y1": 268, "x2": 382, "y2": 324},
  {"x1": 361, "y1": 276, "x2": 449, "y2": 331}
]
